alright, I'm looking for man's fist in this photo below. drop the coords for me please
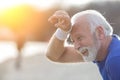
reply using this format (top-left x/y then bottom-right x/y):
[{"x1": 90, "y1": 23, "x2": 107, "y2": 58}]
[{"x1": 48, "y1": 10, "x2": 71, "y2": 32}]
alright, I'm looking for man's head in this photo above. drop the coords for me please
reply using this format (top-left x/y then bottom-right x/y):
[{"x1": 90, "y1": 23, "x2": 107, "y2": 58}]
[{"x1": 69, "y1": 10, "x2": 113, "y2": 61}]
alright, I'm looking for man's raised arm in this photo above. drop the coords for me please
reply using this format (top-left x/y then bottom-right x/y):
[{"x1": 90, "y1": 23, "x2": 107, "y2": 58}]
[{"x1": 46, "y1": 10, "x2": 83, "y2": 63}]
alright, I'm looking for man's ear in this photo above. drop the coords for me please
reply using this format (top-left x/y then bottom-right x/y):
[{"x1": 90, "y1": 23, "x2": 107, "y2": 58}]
[{"x1": 95, "y1": 26, "x2": 105, "y2": 40}]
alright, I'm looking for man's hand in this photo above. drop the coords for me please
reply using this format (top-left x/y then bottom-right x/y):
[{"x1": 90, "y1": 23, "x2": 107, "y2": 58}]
[{"x1": 48, "y1": 10, "x2": 71, "y2": 32}]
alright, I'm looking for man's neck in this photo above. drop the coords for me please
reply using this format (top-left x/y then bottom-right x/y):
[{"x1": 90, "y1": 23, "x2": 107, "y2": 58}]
[{"x1": 97, "y1": 36, "x2": 112, "y2": 61}]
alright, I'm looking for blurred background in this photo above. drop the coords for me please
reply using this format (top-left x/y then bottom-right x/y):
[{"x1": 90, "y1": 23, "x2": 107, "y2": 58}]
[{"x1": 0, "y1": 0, "x2": 120, "y2": 80}]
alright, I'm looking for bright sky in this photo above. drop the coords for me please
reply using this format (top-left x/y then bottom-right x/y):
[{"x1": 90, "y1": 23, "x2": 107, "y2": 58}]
[
  {"x1": 0, "y1": 0, "x2": 94, "y2": 29},
  {"x1": 0, "y1": 0, "x2": 93, "y2": 10},
  {"x1": 0, "y1": 0, "x2": 56, "y2": 10},
  {"x1": 62, "y1": 0, "x2": 93, "y2": 5}
]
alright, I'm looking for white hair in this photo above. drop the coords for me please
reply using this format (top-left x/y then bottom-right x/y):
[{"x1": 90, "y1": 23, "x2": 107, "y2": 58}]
[{"x1": 71, "y1": 10, "x2": 113, "y2": 36}]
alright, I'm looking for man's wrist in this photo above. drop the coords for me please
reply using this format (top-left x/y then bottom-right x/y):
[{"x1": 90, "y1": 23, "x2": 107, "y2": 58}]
[{"x1": 54, "y1": 28, "x2": 69, "y2": 41}]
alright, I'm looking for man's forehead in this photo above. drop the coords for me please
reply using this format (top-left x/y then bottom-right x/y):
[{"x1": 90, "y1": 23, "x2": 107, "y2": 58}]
[
  {"x1": 71, "y1": 22, "x2": 90, "y2": 32},
  {"x1": 72, "y1": 16, "x2": 89, "y2": 27}
]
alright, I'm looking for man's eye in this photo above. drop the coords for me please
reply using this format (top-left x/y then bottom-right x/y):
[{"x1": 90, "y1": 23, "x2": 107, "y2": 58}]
[{"x1": 77, "y1": 37, "x2": 82, "y2": 41}]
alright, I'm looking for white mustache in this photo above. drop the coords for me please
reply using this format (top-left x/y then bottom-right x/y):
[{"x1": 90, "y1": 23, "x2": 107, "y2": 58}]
[
  {"x1": 77, "y1": 46, "x2": 97, "y2": 62},
  {"x1": 77, "y1": 47, "x2": 88, "y2": 55}
]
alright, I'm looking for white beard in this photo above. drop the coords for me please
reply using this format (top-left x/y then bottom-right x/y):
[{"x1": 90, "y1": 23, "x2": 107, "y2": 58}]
[
  {"x1": 77, "y1": 47, "x2": 97, "y2": 62},
  {"x1": 78, "y1": 46, "x2": 98, "y2": 62},
  {"x1": 77, "y1": 37, "x2": 100, "y2": 62}
]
